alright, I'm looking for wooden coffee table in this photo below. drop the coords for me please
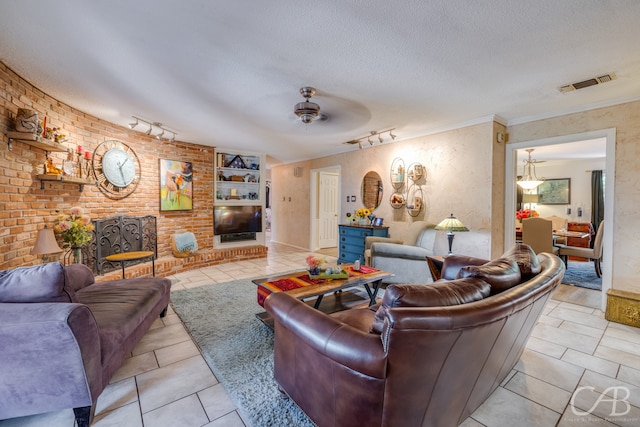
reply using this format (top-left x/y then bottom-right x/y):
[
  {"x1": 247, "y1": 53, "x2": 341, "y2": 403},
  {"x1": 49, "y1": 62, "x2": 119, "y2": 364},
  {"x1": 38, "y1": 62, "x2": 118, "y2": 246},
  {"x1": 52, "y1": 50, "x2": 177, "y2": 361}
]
[{"x1": 253, "y1": 265, "x2": 393, "y2": 325}]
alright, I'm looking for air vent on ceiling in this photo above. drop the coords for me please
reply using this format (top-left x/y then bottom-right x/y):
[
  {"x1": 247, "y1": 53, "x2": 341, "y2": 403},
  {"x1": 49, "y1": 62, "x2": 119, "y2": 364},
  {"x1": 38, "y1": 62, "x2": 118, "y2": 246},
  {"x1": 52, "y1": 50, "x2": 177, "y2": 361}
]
[{"x1": 560, "y1": 73, "x2": 617, "y2": 93}]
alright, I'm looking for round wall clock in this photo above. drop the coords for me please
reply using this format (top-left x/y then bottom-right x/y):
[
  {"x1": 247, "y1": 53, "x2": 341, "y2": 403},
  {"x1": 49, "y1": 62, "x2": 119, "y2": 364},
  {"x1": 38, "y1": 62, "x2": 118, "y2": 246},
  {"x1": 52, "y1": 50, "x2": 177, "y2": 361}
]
[{"x1": 92, "y1": 140, "x2": 141, "y2": 199}]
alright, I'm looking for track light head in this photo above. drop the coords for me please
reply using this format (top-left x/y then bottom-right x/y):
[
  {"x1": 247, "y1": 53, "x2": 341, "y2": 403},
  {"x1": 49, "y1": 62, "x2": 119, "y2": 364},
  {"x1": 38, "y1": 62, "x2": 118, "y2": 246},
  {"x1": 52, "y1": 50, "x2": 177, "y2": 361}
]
[
  {"x1": 390, "y1": 131, "x2": 396, "y2": 140},
  {"x1": 378, "y1": 134, "x2": 384, "y2": 143},
  {"x1": 130, "y1": 116, "x2": 177, "y2": 141}
]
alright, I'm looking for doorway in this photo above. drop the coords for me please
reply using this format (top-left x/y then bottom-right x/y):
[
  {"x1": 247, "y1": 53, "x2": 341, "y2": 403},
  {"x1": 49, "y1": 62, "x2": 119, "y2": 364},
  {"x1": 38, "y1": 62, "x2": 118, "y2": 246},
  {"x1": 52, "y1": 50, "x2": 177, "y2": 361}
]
[
  {"x1": 310, "y1": 166, "x2": 341, "y2": 251},
  {"x1": 505, "y1": 129, "x2": 615, "y2": 311}
]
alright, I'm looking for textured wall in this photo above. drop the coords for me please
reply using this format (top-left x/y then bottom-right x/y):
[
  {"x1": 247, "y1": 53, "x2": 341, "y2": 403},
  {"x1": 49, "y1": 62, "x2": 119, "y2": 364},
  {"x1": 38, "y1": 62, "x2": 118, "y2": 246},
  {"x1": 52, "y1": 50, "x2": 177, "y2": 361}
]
[
  {"x1": 271, "y1": 121, "x2": 500, "y2": 259},
  {"x1": 0, "y1": 62, "x2": 215, "y2": 270}
]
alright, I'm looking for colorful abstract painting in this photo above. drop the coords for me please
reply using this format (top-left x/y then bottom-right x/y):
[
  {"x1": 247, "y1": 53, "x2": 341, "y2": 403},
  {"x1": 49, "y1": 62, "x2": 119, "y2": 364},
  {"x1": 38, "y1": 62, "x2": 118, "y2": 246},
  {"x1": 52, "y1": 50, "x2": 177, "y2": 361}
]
[{"x1": 160, "y1": 159, "x2": 193, "y2": 211}]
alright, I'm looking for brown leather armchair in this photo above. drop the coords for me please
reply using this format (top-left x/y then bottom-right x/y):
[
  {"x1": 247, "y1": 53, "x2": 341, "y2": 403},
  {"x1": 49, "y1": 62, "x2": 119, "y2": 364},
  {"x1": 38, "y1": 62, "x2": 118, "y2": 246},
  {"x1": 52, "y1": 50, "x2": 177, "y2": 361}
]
[{"x1": 265, "y1": 246, "x2": 565, "y2": 427}]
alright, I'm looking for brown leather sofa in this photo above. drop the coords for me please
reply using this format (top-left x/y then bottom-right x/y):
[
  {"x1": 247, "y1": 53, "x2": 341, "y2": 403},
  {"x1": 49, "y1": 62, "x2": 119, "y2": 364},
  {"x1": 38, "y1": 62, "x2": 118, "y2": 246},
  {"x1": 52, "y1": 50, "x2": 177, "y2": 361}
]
[{"x1": 265, "y1": 244, "x2": 565, "y2": 427}]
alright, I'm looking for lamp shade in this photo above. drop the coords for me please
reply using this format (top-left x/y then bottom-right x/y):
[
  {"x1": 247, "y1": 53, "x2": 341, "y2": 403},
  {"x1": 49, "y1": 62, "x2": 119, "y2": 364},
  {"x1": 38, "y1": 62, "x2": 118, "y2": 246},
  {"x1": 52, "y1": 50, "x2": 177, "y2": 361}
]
[
  {"x1": 31, "y1": 228, "x2": 63, "y2": 255},
  {"x1": 517, "y1": 179, "x2": 543, "y2": 190},
  {"x1": 522, "y1": 194, "x2": 540, "y2": 204},
  {"x1": 434, "y1": 214, "x2": 469, "y2": 232}
]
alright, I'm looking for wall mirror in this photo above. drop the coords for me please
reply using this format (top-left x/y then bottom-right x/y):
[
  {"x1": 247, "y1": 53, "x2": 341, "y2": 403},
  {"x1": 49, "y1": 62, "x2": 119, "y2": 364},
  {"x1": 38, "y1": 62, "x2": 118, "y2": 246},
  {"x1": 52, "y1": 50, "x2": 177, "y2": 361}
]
[{"x1": 362, "y1": 171, "x2": 383, "y2": 211}]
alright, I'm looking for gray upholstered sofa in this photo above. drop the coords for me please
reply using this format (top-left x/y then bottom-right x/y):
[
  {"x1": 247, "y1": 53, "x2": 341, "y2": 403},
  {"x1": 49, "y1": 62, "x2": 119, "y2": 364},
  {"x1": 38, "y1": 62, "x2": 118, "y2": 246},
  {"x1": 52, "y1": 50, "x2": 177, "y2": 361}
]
[
  {"x1": 0, "y1": 262, "x2": 171, "y2": 426},
  {"x1": 366, "y1": 221, "x2": 437, "y2": 284}
]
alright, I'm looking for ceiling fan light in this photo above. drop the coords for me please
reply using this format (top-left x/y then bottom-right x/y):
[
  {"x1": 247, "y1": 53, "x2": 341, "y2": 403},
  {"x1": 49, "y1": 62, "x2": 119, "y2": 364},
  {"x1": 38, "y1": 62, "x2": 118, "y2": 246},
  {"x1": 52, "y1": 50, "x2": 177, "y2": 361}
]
[
  {"x1": 294, "y1": 101, "x2": 320, "y2": 123},
  {"x1": 294, "y1": 87, "x2": 322, "y2": 124}
]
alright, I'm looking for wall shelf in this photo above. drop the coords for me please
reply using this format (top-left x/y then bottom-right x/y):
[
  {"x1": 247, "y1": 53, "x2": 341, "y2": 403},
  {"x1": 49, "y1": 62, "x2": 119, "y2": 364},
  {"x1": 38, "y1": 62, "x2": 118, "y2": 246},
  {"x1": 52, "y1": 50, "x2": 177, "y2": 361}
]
[
  {"x1": 36, "y1": 174, "x2": 94, "y2": 191},
  {"x1": 215, "y1": 151, "x2": 263, "y2": 203},
  {"x1": 7, "y1": 131, "x2": 68, "y2": 153}
]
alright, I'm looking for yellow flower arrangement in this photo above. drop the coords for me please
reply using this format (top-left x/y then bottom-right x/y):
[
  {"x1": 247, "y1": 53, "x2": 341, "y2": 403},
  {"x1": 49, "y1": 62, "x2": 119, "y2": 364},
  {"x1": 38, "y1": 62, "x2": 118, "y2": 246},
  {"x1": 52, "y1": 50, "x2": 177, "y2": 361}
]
[
  {"x1": 355, "y1": 208, "x2": 371, "y2": 219},
  {"x1": 53, "y1": 207, "x2": 94, "y2": 248}
]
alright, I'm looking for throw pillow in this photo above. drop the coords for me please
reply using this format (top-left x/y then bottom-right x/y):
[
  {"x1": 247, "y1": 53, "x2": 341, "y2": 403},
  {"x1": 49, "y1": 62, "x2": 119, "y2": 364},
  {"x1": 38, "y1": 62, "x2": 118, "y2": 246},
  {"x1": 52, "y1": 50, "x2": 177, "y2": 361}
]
[
  {"x1": 440, "y1": 255, "x2": 490, "y2": 280},
  {"x1": 370, "y1": 278, "x2": 491, "y2": 334},
  {"x1": 0, "y1": 262, "x2": 73, "y2": 303},
  {"x1": 456, "y1": 258, "x2": 521, "y2": 295},
  {"x1": 502, "y1": 243, "x2": 541, "y2": 279}
]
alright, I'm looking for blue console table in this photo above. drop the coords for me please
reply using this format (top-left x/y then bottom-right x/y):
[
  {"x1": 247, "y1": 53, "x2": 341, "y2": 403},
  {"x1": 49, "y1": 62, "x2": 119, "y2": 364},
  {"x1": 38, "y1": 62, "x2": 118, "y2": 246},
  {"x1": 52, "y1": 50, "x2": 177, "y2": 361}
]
[{"x1": 338, "y1": 224, "x2": 389, "y2": 264}]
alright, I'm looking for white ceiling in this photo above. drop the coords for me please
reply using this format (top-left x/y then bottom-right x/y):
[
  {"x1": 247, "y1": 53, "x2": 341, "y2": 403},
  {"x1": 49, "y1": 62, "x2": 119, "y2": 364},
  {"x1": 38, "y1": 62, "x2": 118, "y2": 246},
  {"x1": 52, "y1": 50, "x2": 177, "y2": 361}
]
[{"x1": 1, "y1": 0, "x2": 638, "y2": 166}]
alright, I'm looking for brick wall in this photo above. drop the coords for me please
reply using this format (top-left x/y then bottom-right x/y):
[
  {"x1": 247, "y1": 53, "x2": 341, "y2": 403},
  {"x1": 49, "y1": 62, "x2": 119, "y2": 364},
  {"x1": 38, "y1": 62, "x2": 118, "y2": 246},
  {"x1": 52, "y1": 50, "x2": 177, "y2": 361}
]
[{"x1": 0, "y1": 61, "x2": 236, "y2": 271}]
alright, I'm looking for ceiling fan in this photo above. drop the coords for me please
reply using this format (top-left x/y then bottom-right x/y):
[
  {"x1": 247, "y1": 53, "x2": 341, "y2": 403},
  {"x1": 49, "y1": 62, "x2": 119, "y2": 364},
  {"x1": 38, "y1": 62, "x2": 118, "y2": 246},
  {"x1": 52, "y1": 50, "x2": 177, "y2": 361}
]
[{"x1": 294, "y1": 87, "x2": 328, "y2": 123}]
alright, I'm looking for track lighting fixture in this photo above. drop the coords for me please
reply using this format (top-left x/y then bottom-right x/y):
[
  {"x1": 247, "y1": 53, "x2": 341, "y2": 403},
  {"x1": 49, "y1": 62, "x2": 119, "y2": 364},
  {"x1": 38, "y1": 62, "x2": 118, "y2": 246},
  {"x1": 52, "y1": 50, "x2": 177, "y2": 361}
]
[
  {"x1": 128, "y1": 116, "x2": 178, "y2": 142},
  {"x1": 343, "y1": 128, "x2": 397, "y2": 149}
]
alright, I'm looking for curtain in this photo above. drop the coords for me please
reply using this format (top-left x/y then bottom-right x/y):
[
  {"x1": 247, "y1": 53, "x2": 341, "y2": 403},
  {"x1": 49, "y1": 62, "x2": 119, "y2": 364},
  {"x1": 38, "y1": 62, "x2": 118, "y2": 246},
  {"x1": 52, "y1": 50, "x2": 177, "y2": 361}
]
[{"x1": 591, "y1": 170, "x2": 604, "y2": 237}]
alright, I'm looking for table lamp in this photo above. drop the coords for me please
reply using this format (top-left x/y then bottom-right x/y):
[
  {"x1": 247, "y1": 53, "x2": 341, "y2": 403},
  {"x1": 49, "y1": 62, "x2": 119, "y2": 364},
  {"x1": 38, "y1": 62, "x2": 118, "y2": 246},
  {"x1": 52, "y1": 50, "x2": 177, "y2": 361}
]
[
  {"x1": 522, "y1": 193, "x2": 539, "y2": 209},
  {"x1": 31, "y1": 227, "x2": 63, "y2": 262},
  {"x1": 435, "y1": 213, "x2": 469, "y2": 255}
]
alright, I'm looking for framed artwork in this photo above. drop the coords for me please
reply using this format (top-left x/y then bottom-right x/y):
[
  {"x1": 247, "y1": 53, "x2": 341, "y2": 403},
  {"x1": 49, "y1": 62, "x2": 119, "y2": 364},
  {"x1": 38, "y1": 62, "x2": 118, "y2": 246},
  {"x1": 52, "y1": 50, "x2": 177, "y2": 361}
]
[
  {"x1": 537, "y1": 178, "x2": 570, "y2": 205},
  {"x1": 160, "y1": 159, "x2": 193, "y2": 211}
]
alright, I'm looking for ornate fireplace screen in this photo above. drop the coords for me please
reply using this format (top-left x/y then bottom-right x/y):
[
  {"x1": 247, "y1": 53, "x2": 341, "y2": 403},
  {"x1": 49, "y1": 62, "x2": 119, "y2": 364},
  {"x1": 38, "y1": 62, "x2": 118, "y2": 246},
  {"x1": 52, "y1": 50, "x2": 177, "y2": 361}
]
[{"x1": 83, "y1": 215, "x2": 157, "y2": 275}]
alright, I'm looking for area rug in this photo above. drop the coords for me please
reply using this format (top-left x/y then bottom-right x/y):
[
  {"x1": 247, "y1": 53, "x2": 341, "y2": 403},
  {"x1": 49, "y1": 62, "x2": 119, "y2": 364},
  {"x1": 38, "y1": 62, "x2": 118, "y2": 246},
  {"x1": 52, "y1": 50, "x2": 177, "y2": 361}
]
[
  {"x1": 561, "y1": 260, "x2": 602, "y2": 290},
  {"x1": 170, "y1": 278, "x2": 316, "y2": 427}
]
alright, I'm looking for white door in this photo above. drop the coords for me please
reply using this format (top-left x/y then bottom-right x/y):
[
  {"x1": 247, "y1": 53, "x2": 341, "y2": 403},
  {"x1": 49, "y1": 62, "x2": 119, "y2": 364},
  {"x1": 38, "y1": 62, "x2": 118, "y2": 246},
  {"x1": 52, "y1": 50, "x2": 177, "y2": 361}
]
[{"x1": 318, "y1": 171, "x2": 339, "y2": 248}]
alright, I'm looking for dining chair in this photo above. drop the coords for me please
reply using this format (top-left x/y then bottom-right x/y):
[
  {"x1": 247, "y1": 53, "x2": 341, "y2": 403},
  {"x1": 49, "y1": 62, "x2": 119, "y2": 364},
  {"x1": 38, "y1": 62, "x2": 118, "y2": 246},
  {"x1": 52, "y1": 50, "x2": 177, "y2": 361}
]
[
  {"x1": 522, "y1": 217, "x2": 559, "y2": 255},
  {"x1": 556, "y1": 220, "x2": 605, "y2": 277}
]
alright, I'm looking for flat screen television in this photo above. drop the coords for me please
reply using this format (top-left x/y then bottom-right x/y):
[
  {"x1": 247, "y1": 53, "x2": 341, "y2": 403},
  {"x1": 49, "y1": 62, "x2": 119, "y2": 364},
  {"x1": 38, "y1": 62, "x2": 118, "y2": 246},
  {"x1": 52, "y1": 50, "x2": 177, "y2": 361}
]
[{"x1": 214, "y1": 205, "x2": 262, "y2": 235}]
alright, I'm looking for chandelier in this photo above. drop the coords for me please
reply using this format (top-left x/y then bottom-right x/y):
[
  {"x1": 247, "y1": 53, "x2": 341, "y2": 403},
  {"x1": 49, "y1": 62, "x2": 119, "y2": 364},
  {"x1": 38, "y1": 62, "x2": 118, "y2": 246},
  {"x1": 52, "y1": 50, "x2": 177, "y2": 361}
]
[{"x1": 517, "y1": 149, "x2": 544, "y2": 190}]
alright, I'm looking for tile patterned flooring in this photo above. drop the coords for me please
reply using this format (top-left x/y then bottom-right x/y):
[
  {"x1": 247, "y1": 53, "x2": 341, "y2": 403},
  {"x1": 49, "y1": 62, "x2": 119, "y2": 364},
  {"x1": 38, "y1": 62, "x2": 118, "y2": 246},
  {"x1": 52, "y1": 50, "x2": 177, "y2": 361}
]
[{"x1": 2, "y1": 243, "x2": 640, "y2": 426}]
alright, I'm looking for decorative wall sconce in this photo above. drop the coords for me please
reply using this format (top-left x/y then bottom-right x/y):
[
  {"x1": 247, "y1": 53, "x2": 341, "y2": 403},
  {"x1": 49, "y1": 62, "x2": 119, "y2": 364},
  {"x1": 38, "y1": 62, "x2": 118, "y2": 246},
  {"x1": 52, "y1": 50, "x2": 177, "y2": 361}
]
[
  {"x1": 343, "y1": 128, "x2": 396, "y2": 149},
  {"x1": 129, "y1": 116, "x2": 177, "y2": 142}
]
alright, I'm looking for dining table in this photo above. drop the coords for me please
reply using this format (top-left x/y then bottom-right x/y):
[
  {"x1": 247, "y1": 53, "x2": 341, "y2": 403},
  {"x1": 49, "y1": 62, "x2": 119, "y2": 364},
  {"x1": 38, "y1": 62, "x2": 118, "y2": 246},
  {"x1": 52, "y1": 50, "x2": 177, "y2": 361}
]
[{"x1": 515, "y1": 228, "x2": 590, "y2": 243}]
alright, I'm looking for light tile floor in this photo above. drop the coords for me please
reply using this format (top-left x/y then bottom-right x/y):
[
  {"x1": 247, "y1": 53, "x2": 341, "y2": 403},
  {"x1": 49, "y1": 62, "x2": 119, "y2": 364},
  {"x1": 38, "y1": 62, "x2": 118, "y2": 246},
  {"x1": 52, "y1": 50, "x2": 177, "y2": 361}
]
[{"x1": 2, "y1": 243, "x2": 640, "y2": 427}]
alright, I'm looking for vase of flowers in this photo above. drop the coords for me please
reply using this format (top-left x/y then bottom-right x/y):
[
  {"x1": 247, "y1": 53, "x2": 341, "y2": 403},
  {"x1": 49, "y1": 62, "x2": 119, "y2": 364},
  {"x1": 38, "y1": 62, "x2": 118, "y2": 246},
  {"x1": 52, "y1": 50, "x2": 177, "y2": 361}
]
[
  {"x1": 306, "y1": 255, "x2": 326, "y2": 276},
  {"x1": 53, "y1": 207, "x2": 94, "y2": 263},
  {"x1": 516, "y1": 208, "x2": 539, "y2": 222},
  {"x1": 355, "y1": 208, "x2": 371, "y2": 226}
]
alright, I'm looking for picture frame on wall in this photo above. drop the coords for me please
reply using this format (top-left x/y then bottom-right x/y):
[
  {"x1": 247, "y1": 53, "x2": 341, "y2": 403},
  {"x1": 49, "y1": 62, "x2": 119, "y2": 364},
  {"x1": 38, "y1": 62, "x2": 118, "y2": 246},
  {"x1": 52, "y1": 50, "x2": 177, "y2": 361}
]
[
  {"x1": 537, "y1": 178, "x2": 570, "y2": 205},
  {"x1": 160, "y1": 159, "x2": 193, "y2": 211}
]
